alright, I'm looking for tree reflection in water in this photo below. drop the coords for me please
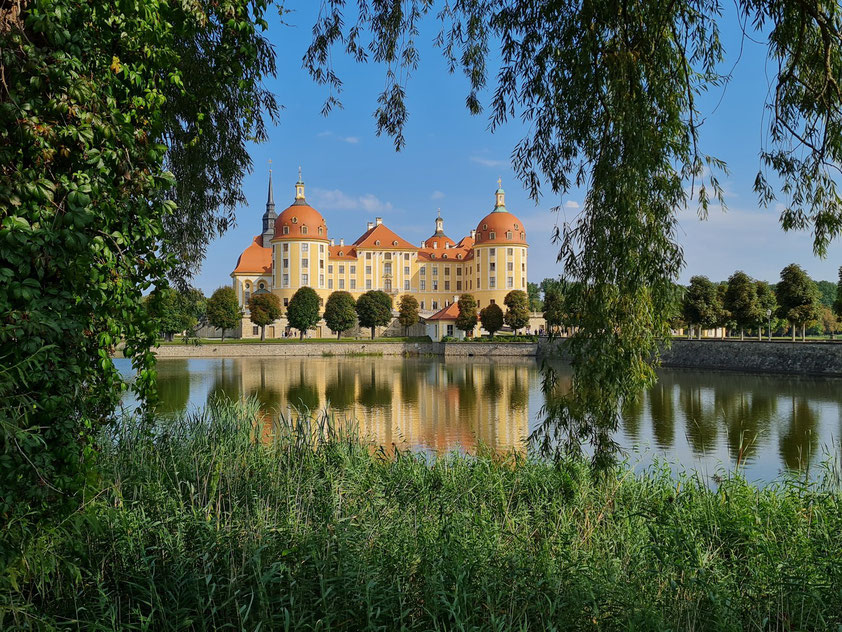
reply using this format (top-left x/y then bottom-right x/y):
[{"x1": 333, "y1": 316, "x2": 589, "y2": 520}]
[
  {"x1": 509, "y1": 368, "x2": 529, "y2": 412},
  {"x1": 325, "y1": 366, "x2": 356, "y2": 411},
  {"x1": 358, "y1": 365, "x2": 392, "y2": 410},
  {"x1": 154, "y1": 359, "x2": 190, "y2": 415},
  {"x1": 780, "y1": 396, "x2": 819, "y2": 470},
  {"x1": 648, "y1": 378, "x2": 675, "y2": 450},
  {"x1": 208, "y1": 359, "x2": 242, "y2": 405}
]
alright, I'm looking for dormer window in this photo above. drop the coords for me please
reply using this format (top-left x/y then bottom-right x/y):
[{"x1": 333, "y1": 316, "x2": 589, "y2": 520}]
[
  {"x1": 338, "y1": 251, "x2": 344, "y2": 256},
  {"x1": 282, "y1": 226, "x2": 289, "y2": 235},
  {"x1": 506, "y1": 231, "x2": 512, "y2": 239},
  {"x1": 442, "y1": 254, "x2": 448, "y2": 259},
  {"x1": 301, "y1": 226, "x2": 308, "y2": 235},
  {"x1": 514, "y1": 224, "x2": 519, "y2": 230},
  {"x1": 392, "y1": 240, "x2": 398, "y2": 246},
  {"x1": 483, "y1": 223, "x2": 488, "y2": 230},
  {"x1": 318, "y1": 226, "x2": 323, "y2": 235},
  {"x1": 291, "y1": 217, "x2": 298, "y2": 224},
  {"x1": 430, "y1": 254, "x2": 436, "y2": 259},
  {"x1": 375, "y1": 240, "x2": 381, "y2": 246},
  {"x1": 457, "y1": 254, "x2": 462, "y2": 260},
  {"x1": 258, "y1": 282, "x2": 265, "y2": 290},
  {"x1": 520, "y1": 232, "x2": 525, "y2": 239},
  {"x1": 490, "y1": 231, "x2": 496, "y2": 239}
]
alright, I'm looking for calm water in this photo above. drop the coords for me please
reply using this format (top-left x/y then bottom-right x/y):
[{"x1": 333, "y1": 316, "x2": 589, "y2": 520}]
[{"x1": 117, "y1": 356, "x2": 842, "y2": 481}]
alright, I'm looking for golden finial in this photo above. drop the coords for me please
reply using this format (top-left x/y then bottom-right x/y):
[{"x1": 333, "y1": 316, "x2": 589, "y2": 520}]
[{"x1": 497, "y1": 176, "x2": 502, "y2": 189}]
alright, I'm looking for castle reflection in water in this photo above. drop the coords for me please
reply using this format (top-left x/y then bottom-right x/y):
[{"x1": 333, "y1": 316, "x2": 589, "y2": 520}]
[{"x1": 146, "y1": 356, "x2": 842, "y2": 478}]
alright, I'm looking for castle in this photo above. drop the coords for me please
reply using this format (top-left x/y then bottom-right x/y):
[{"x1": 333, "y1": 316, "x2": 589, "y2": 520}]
[{"x1": 231, "y1": 171, "x2": 528, "y2": 338}]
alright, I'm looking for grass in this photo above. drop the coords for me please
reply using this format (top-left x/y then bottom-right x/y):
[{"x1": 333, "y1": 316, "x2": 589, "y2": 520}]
[
  {"x1": 3, "y1": 400, "x2": 842, "y2": 630},
  {"x1": 159, "y1": 336, "x2": 432, "y2": 345}
]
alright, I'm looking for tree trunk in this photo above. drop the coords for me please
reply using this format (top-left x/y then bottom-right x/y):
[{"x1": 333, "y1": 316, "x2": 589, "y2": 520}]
[
  {"x1": 792, "y1": 323, "x2": 796, "y2": 341},
  {"x1": 740, "y1": 327, "x2": 744, "y2": 341},
  {"x1": 221, "y1": 328, "x2": 225, "y2": 342},
  {"x1": 698, "y1": 327, "x2": 702, "y2": 340},
  {"x1": 337, "y1": 330, "x2": 341, "y2": 340},
  {"x1": 300, "y1": 329, "x2": 305, "y2": 340},
  {"x1": 261, "y1": 326, "x2": 266, "y2": 341},
  {"x1": 801, "y1": 322, "x2": 806, "y2": 341},
  {"x1": 758, "y1": 328, "x2": 762, "y2": 341},
  {"x1": 370, "y1": 327, "x2": 375, "y2": 340}
]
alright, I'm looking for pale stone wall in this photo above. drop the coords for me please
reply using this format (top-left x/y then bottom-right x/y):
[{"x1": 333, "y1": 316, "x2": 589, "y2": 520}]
[{"x1": 155, "y1": 341, "x2": 437, "y2": 358}]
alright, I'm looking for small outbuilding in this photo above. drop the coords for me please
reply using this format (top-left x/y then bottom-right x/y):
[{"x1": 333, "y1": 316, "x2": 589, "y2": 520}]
[{"x1": 425, "y1": 302, "x2": 468, "y2": 341}]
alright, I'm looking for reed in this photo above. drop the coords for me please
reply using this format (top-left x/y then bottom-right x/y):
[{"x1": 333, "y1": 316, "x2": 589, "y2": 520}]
[{"x1": 3, "y1": 399, "x2": 841, "y2": 630}]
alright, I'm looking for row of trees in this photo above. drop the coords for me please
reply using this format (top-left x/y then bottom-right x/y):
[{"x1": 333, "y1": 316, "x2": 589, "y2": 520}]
[
  {"x1": 682, "y1": 265, "x2": 842, "y2": 340},
  {"x1": 451, "y1": 290, "x2": 531, "y2": 337}
]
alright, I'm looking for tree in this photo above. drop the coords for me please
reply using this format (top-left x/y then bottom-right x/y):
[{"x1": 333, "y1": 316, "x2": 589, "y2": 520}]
[
  {"x1": 455, "y1": 294, "x2": 478, "y2": 336},
  {"x1": 503, "y1": 290, "x2": 530, "y2": 333},
  {"x1": 526, "y1": 282, "x2": 543, "y2": 311},
  {"x1": 147, "y1": 288, "x2": 191, "y2": 342},
  {"x1": 755, "y1": 281, "x2": 778, "y2": 340},
  {"x1": 248, "y1": 293, "x2": 282, "y2": 341},
  {"x1": 834, "y1": 267, "x2": 842, "y2": 333},
  {"x1": 305, "y1": 2, "x2": 842, "y2": 462},
  {"x1": 776, "y1": 264, "x2": 820, "y2": 341},
  {"x1": 207, "y1": 287, "x2": 243, "y2": 342},
  {"x1": 397, "y1": 295, "x2": 420, "y2": 335},
  {"x1": 356, "y1": 291, "x2": 393, "y2": 339},
  {"x1": 0, "y1": 1, "x2": 277, "y2": 520},
  {"x1": 287, "y1": 287, "x2": 320, "y2": 339},
  {"x1": 323, "y1": 291, "x2": 357, "y2": 339},
  {"x1": 543, "y1": 288, "x2": 565, "y2": 334},
  {"x1": 724, "y1": 272, "x2": 759, "y2": 340},
  {"x1": 682, "y1": 277, "x2": 720, "y2": 339},
  {"x1": 480, "y1": 304, "x2": 504, "y2": 338}
]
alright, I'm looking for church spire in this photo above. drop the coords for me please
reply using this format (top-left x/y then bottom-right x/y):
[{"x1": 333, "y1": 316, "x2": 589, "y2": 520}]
[
  {"x1": 493, "y1": 177, "x2": 506, "y2": 212},
  {"x1": 261, "y1": 163, "x2": 276, "y2": 247},
  {"x1": 434, "y1": 208, "x2": 444, "y2": 234}
]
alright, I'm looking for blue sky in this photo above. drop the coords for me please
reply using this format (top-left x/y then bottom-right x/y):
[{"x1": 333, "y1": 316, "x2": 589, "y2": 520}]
[{"x1": 191, "y1": 4, "x2": 841, "y2": 294}]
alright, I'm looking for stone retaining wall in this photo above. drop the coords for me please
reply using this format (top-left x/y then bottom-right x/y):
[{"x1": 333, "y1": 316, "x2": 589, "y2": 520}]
[
  {"x1": 155, "y1": 341, "x2": 437, "y2": 358},
  {"x1": 442, "y1": 342, "x2": 538, "y2": 357}
]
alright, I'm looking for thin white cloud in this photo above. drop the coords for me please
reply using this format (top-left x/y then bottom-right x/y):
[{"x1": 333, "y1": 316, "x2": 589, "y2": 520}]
[
  {"x1": 311, "y1": 188, "x2": 393, "y2": 213},
  {"x1": 431, "y1": 190, "x2": 445, "y2": 200},
  {"x1": 341, "y1": 136, "x2": 359, "y2": 144},
  {"x1": 471, "y1": 156, "x2": 508, "y2": 168},
  {"x1": 564, "y1": 200, "x2": 580, "y2": 209}
]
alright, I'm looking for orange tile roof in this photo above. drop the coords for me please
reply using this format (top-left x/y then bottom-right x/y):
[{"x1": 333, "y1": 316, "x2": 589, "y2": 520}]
[
  {"x1": 328, "y1": 244, "x2": 358, "y2": 260},
  {"x1": 353, "y1": 223, "x2": 418, "y2": 250},
  {"x1": 426, "y1": 302, "x2": 460, "y2": 321},
  {"x1": 417, "y1": 245, "x2": 471, "y2": 262},
  {"x1": 232, "y1": 236, "x2": 272, "y2": 275}
]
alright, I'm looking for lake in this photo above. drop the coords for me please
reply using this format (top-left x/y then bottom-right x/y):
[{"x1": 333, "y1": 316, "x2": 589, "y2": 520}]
[{"x1": 116, "y1": 355, "x2": 842, "y2": 482}]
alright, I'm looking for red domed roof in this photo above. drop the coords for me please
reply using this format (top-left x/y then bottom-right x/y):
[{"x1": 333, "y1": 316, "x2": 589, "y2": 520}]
[
  {"x1": 474, "y1": 210, "x2": 526, "y2": 245},
  {"x1": 273, "y1": 202, "x2": 328, "y2": 240},
  {"x1": 425, "y1": 233, "x2": 455, "y2": 250}
]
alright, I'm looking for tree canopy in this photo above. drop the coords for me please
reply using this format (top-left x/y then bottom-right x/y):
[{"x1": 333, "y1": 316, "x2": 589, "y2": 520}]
[
  {"x1": 503, "y1": 290, "x2": 530, "y2": 333},
  {"x1": 207, "y1": 287, "x2": 243, "y2": 342},
  {"x1": 724, "y1": 272, "x2": 760, "y2": 339},
  {"x1": 776, "y1": 264, "x2": 820, "y2": 341},
  {"x1": 249, "y1": 293, "x2": 282, "y2": 341},
  {"x1": 287, "y1": 287, "x2": 320, "y2": 339},
  {"x1": 455, "y1": 294, "x2": 478, "y2": 335},
  {"x1": 355, "y1": 291, "x2": 392, "y2": 339},
  {"x1": 480, "y1": 304, "x2": 504, "y2": 337},
  {"x1": 835, "y1": 268, "x2": 842, "y2": 324},
  {"x1": 682, "y1": 276, "x2": 721, "y2": 336},
  {"x1": 305, "y1": 0, "x2": 842, "y2": 462},
  {"x1": 543, "y1": 288, "x2": 565, "y2": 333},
  {"x1": 323, "y1": 291, "x2": 357, "y2": 339},
  {"x1": 397, "y1": 295, "x2": 420, "y2": 335},
  {"x1": 147, "y1": 287, "x2": 206, "y2": 342}
]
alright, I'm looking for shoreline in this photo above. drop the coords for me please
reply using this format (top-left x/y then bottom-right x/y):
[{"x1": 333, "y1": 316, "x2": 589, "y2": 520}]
[{"x1": 147, "y1": 338, "x2": 842, "y2": 377}]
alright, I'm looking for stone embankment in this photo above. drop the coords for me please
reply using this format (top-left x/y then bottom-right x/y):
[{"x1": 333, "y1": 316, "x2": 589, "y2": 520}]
[{"x1": 153, "y1": 339, "x2": 842, "y2": 376}]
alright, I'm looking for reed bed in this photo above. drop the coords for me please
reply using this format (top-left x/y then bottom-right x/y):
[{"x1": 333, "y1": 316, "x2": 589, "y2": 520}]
[{"x1": 3, "y1": 399, "x2": 841, "y2": 630}]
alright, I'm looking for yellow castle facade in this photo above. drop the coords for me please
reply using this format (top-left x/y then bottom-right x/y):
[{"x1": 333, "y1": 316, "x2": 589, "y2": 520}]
[{"x1": 231, "y1": 171, "x2": 528, "y2": 338}]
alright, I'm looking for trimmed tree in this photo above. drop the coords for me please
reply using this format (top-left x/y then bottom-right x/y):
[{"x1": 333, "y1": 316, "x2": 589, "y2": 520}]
[
  {"x1": 480, "y1": 303, "x2": 504, "y2": 338},
  {"x1": 543, "y1": 288, "x2": 564, "y2": 334},
  {"x1": 356, "y1": 290, "x2": 393, "y2": 339},
  {"x1": 455, "y1": 293, "x2": 478, "y2": 337},
  {"x1": 724, "y1": 271, "x2": 759, "y2": 340},
  {"x1": 287, "y1": 287, "x2": 321, "y2": 339},
  {"x1": 755, "y1": 281, "x2": 778, "y2": 340},
  {"x1": 526, "y1": 282, "x2": 543, "y2": 311},
  {"x1": 503, "y1": 290, "x2": 530, "y2": 333},
  {"x1": 323, "y1": 291, "x2": 357, "y2": 339},
  {"x1": 248, "y1": 293, "x2": 282, "y2": 341},
  {"x1": 776, "y1": 264, "x2": 820, "y2": 341},
  {"x1": 682, "y1": 276, "x2": 720, "y2": 339},
  {"x1": 207, "y1": 287, "x2": 243, "y2": 342},
  {"x1": 397, "y1": 294, "x2": 420, "y2": 336}
]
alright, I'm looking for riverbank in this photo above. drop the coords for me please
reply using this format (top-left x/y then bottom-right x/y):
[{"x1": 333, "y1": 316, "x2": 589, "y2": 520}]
[
  {"x1": 5, "y1": 401, "x2": 840, "y2": 630},
  {"x1": 151, "y1": 338, "x2": 842, "y2": 376}
]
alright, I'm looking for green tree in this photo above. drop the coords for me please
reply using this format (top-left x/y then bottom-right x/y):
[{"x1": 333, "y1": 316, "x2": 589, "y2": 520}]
[
  {"x1": 815, "y1": 280, "x2": 836, "y2": 308},
  {"x1": 0, "y1": 1, "x2": 276, "y2": 523},
  {"x1": 543, "y1": 288, "x2": 565, "y2": 334},
  {"x1": 356, "y1": 291, "x2": 393, "y2": 339},
  {"x1": 397, "y1": 294, "x2": 420, "y2": 335},
  {"x1": 776, "y1": 264, "x2": 820, "y2": 341},
  {"x1": 305, "y1": 2, "x2": 842, "y2": 462},
  {"x1": 834, "y1": 267, "x2": 842, "y2": 334},
  {"x1": 455, "y1": 294, "x2": 478, "y2": 337},
  {"x1": 287, "y1": 287, "x2": 320, "y2": 339},
  {"x1": 755, "y1": 281, "x2": 778, "y2": 340},
  {"x1": 526, "y1": 282, "x2": 543, "y2": 311},
  {"x1": 207, "y1": 287, "x2": 243, "y2": 342},
  {"x1": 724, "y1": 272, "x2": 759, "y2": 340},
  {"x1": 682, "y1": 277, "x2": 720, "y2": 339},
  {"x1": 503, "y1": 290, "x2": 530, "y2": 333},
  {"x1": 480, "y1": 304, "x2": 504, "y2": 338},
  {"x1": 147, "y1": 288, "x2": 191, "y2": 342},
  {"x1": 323, "y1": 291, "x2": 357, "y2": 339},
  {"x1": 248, "y1": 293, "x2": 282, "y2": 341}
]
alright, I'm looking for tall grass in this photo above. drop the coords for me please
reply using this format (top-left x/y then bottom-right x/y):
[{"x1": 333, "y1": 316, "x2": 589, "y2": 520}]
[{"x1": 3, "y1": 399, "x2": 842, "y2": 630}]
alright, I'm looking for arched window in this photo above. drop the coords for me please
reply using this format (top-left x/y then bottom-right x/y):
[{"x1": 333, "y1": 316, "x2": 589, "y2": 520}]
[
  {"x1": 318, "y1": 226, "x2": 323, "y2": 235},
  {"x1": 338, "y1": 251, "x2": 344, "y2": 257},
  {"x1": 301, "y1": 226, "x2": 308, "y2": 235},
  {"x1": 506, "y1": 231, "x2": 512, "y2": 239},
  {"x1": 282, "y1": 226, "x2": 289, "y2": 235},
  {"x1": 375, "y1": 240, "x2": 381, "y2": 246},
  {"x1": 291, "y1": 217, "x2": 298, "y2": 224},
  {"x1": 392, "y1": 240, "x2": 398, "y2": 246},
  {"x1": 514, "y1": 223, "x2": 519, "y2": 230},
  {"x1": 489, "y1": 231, "x2": 496, "y2": 240},
  {"x1": 258, "y1": 282, "x2": 265, "y2": 290},
  {"x1": 442, "y1": 254, "x2": 448, "y2": 259},
  {"x1": 482, "y1": 223, "x2": 488, "y2": 230},
  {"x1": 520, "y1": 232, "x2": 525, "y2": 240}
]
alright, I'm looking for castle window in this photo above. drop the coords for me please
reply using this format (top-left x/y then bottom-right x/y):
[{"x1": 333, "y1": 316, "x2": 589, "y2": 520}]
[
  {"x1": 366, "y1": 252, "x2": 372, "y2": 260},
  {"x1": 318, "y1": 226, "x2": 323, "y2": 235},
  {"x1": 284, "y1": 298, "x2": 289, "y2": 306},
  {"x1": 339, "y1": 265, "x2": 345, "y2": 274},
  {"x1": 404, "y1": 266, "x2": 410, "y2": 275},
  {"x1": 404, "y1": 253, "x2": 410, "y2": 261},
  {"x1": 375, "y1": 240, "x2": 381, "y2": 246},
  {"x1": 258, "y1": 282, "x2": 265, "y2": 290},
  {"x1": 483, "y1": 223, "x2": 488, "y2": 230},
  {"x1": 420, "y1": 301, "x2": 425, "y2": 310},
  {"x1": 283, "y1": 258, "x2": 289, "y2": 268},
  {"x1": 442, "y1": 254, "x2": 448, "y2": 259},
  {"x1": 506, "y1": 231, "x2": 512, "y2": 239},
  {"x1": 282, "y1": 274, "x2": 289, "y2": 286},
  {"x1": 319, "y1": 244, "x2": 325, "y2": 253},
  {"x1": 350, "y1": 279, "x2": 356, "y2": 290},
  {"x1": 444, "y1": 267, "x2": 450, "y2": 276},
  {"x1": 385, "y1": 252, "x2": 391, "y2": 260},
  {"x1": 283, "y1": 243, "x2": 288, "y2": 252},
  {"x1": 432, "y1": 267, "x2": 438, "y2": 276},
  {"x1": 328, "y1": 265, "x2": 333, "y2": 273},
  {"x1": 283, "y1": 226, "x2": 289, "y2": 235},
  {"x1": 507, "y1": 262, "x2": 513, "y2": 271},
  {"x1": 489, "y1": 231, "x2": 496, "y2": 240},
  {"x1": 430, "y1": 254, "x2": 435, "y2": 259},
  {"x1": 301, "y1": 243, "x2": 309, "y2": 252},
  {"x1": 514, "y1": 223, "x2": 519, "y2": 230},
  {"x1": 444, "y1": 281, "x2": 450, "y2": 291},
  {"x1": 338, "y1": 251, "x2": 344, "y2": 257},
  {"x1": 432, "y1": 281, "x2": 438, "y2": 291},
  {"x1": 432, "y1": 301, "x2": 438, "y2": 310},
  {"x1": 507, "y1": 277, "x2": 513, "y2": 288},
  {"x1": 508, "y1": 248, "x2": 513, "y2": 256},
  {"x1": 291, "y1": 217, "x2": 298, "y2": 224},
  {"x1": 302, "y1": 274, "x2": 309, "y2": 285},
  {"x1": 392, "y1": 240, "x2": 398, "y2": 246},
  {"x1": 489, "y1": 278, "x2": 496, "y2": 289},
  {"x1": 520, "y1": 232, "x2": 525, "y2": 240},
  {"x1": 302, "y1": 258, "x2": 309, "y2": 268},
  {"x1": 456, "y1": 268, "x2": 462, "y2": 276},
  {"x1": 404, "y1": 280, "x2": 410, "y2": 291},
  {"x1": 490, "y1": 262, "x2": 496, "y2": 272},
  {"x1": 319, "y1": 259, "x2": 324, "y2": 269},
  {"x1": 253, "y1": 326, "x2": 259, "y2": 335},
  {"x1": 339, "y1": 279, "x2": 345, "y2": 289},
  {"x1": 350, "y1": 265, "x2": 356, "y2": 274},
  {"x1": 420, "y1": 280, "x2": 426, "y2": 291},
  {"x1": 365, "y1": 266, "x2": 372, "y2": 275},
  {"x1": 366, "y1": 280, "x2": 372, "y2": 290},
  {"x1": 489, "y1": 248, "x2": 496, "y2": 257},
  {"x1": 457, "y1": 254, "x2": 462, "y2": 260},
  {"x1": 522, "y1": 277, "x2": 525, "y2": 287},
  {"x1": 456, "y1": 281, "x2": 462, "y2": 291},
  {"x1": 419, "y1": 266, "x2": 425, "y2": 275},
  {"x1": 320, "y1": 275, "x2": 325, "y2": 287},
  {"x1": 301, "y1": 226, "x2": 308, "y2": 235}
]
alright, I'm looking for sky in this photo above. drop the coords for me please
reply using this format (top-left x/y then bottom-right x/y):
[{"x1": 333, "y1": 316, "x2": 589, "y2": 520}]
[{"x1": 191, "y1": 4, "x2": 841, "y2": 295}]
